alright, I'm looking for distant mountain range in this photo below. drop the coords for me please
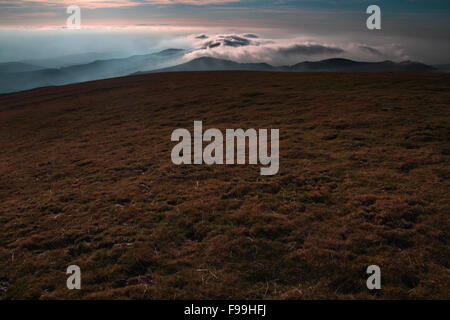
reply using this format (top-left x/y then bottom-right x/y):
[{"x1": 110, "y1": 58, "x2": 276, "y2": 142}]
[
  {"x1": 0, "y1": 49, "x2": 185, "y2": 94},
  {"x1": 0, "y1": 62, "x2": 44, "y2": 74},
  {"x1": 148, "y1": 57, "x2": 437, "y2": 73},
  {"x1": 20, "y1": 52, "x2": 124, "y2": 69},
  {"x1": 144, "y1": 57, "x2": 277, "y2": 73},
  {"x1": 0, "y1": 50, "x2": 447, "y2": 94}
]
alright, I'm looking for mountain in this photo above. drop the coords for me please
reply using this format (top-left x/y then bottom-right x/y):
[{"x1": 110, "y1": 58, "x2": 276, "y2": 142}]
[
  {"x1": 62, "y1": 48, "x2": 185, "y2": 81},
  {"x1": 291, "y1": 58, "x2": 436, "y2": 72},
  {"x1": 0, "y1": 62, "x2": 44, "y2": 73},
  {"x1": 146, "y1": 56, "x2": 279, "y2": 73},
  {"x1": 435, "y1": 64, "x2": 450, "y2": 72},
  {"x1": 20, "y1": 52, "x2": 124, "y2": 69},
  {"x1": 0, "y1": 49, "x2": 185, "y2": 94},
  {"x1": 0, "y1": 68, "x2": 73, "y2": 94},
  {"x1": 149, "y1": 57, "x2": 435, "y2": 74},
  {"x1": 0, "y1": 55, "x2": 438, "y2": 94}
]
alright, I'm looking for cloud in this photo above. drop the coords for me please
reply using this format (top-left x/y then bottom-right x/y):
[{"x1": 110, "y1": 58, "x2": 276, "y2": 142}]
[
  {"x1": 18, "y1": 12, "x2": 60, "y2": 17},
  {"x1": 181, "y1": 33, "x2": 424, "y2": 65},
  {"x1": 0, "y1": 0, "x2": 138, "y2": 9},
  {"x1": 358, "y1": 45, "x2": 384, "y2": 57},
  {"x1": 277, "y1": 44, "x2": 344, "y2": 56},
  {"x1": 185, "y1": 33, "x2": 346, "y2": 65},
  {"x1": 0, "y1": 0, "x2": 241, "y2": 9},
  {"x1": 147, "y1": 0, "x2": 240, "y2": 4},
  {"x1": 202, "y1": 35, "x2": 253, "y2": 48}
]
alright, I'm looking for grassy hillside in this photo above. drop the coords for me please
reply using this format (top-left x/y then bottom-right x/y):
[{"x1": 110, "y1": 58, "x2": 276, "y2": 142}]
[{"x1": 0, "y1": 72, "x2": 449, "y2": 299}]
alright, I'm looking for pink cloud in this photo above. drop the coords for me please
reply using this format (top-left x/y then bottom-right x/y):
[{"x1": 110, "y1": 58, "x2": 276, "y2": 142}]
[
  {"x1": 0, "y1": 0, "x2": 241, "y2": 9},
  {"x1": 18, "y1": 12, "x2": 60, "y2": 17}
]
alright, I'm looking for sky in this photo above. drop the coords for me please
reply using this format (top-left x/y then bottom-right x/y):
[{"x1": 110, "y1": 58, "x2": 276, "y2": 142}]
[{"x1": 0, "y1": 0, "x2": 449, "y2": 64}]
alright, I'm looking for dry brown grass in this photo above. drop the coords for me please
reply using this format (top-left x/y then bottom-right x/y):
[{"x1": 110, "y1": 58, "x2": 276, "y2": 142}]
[{"x1": 0, "y1": 71, "x2": 449, "y2": 299}]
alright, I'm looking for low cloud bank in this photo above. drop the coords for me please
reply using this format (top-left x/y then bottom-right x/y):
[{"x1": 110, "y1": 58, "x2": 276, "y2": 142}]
[{"x1": 184, "y1": 33, "x2": 410, "y2": 66}]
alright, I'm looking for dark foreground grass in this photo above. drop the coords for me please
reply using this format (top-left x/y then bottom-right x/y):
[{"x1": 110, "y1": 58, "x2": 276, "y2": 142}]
[{"x1": 0, "y1": 72, "x2": 449, "y2": 299}]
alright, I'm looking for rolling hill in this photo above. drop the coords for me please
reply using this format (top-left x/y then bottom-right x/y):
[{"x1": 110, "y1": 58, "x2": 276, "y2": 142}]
[{"x1": 0, "y1": 71, "x2": 448, "y2": 299}]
